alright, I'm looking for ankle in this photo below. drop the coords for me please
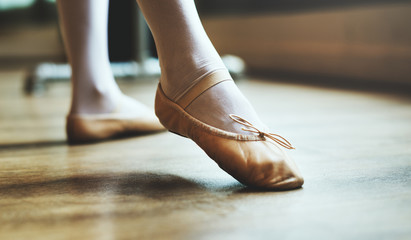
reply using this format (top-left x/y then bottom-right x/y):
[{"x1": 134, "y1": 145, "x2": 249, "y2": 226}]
[
  {"x1": 70, "y1": 84, "x2": 121, "y2": 115},
  {"x1": 160, "y1": 61, "x2": 228, "y2": 101}
]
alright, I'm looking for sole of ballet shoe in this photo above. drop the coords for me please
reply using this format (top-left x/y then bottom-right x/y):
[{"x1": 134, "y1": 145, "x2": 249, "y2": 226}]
[
  {"x1": 155, "y1": 70, "x2": 303, "y2": 190},
  {"x1": 66, "y1": 113, "x2": 165, "y2": 144}
]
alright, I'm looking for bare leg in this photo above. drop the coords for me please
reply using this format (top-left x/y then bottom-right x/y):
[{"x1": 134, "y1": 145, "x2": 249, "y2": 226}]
[
  {"x1": 136, "y1": 0, "x2": 265, "y2": 134},
  {"x1": 57, "y1": 0, "x2": 163, "y2": 143},
  {"x1": 57, "y1": 0, "x2": 121, "y2": 114},
  {"x1": 137, "y1": 0, "x2": 303, "y2": 189}
]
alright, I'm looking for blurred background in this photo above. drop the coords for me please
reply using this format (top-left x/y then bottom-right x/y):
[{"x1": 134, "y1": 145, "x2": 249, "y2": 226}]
[{"x1": 0, "y1": 0, "x2": 410, "y2": 90}]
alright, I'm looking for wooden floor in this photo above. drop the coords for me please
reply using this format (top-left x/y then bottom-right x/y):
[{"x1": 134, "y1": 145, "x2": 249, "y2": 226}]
[{"x1": 0, "y1": 70, "x2": 410, "y2": 240}]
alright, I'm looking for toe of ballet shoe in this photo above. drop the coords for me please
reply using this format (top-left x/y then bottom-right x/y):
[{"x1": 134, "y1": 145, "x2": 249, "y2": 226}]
[
  {"x1": 248, "y1": 146, "x2": 303, "y2": 190},
  {"x1": 247, "y1": 158, "x2": 304, "y2": 190},
  {"x1": 66, "y1": 112, "x2": 165, "y2": 144},
  {"x1": 198, "y1": 135, "x2": 304, "y2": 190}
]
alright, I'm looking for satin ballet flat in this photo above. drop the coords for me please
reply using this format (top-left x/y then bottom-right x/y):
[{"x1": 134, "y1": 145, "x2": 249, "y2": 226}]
[
  {"x1": 66, "y1": 106, "x2": 165, "y2": 144},
  {"x1": 155, "y1": 70, "x2": 303, "y2": 190}
]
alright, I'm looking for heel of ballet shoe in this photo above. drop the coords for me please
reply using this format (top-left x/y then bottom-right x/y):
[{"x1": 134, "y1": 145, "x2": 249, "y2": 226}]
[
  {"x1": 66, "y1": 117, "x2": 89, "y2": 144},
  {"x1": 155, "y1": 84, "x2": 190, "y2": 138},
  {"x1": 168, "y1": 130, "x2": 188, "y2": 138},
  {"x1": 66, "y1": 116, "x2": 109, "y2": 144}
]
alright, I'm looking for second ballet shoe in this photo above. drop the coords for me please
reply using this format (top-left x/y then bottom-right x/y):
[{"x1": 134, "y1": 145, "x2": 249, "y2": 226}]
[{"x1": 66, "y1": 100, "x2": 165, "y2": 144}]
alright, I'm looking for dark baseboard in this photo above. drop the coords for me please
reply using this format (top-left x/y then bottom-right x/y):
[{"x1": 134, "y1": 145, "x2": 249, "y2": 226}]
[
  {"x1": 197, "y1": 0, "x2": 410, "y2": 16},
  {"x1": 249, "y1": 69, "x2": 411, "y2": 97}
]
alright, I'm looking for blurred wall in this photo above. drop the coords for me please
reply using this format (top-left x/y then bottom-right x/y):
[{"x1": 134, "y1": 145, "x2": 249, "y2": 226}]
[
  {"x1": 203, "y1": 2, "x2": 411, "y2": 84},
  {"x1": 0, "y1": 0, "x2": 139, "y2": 69},
  {"x1": 0, "y1": 1, "x2": 64, "y2": 68},
  {"x1": 1, "y1": 1, "x2": 410, "y2": 85}
]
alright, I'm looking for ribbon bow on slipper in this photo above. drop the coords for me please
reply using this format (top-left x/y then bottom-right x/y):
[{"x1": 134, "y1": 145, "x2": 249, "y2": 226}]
[{"x1": 229, "y1": 114, "x2": 295, "y2": 149}]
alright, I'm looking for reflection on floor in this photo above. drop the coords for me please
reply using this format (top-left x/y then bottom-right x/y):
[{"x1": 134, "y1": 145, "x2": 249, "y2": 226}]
[{"x1": 0, "y1": 70, "x2": 410, "y2": 240}]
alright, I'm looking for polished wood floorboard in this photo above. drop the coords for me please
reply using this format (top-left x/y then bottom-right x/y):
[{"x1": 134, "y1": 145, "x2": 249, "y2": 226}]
[{"x1": 0, "y1": 70, "x2": 410, "y2": 240}]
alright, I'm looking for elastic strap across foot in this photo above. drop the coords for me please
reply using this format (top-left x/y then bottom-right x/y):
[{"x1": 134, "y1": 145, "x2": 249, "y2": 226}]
[{"x1": 176, "y1": 70, "x2": 232, "y2": 109}]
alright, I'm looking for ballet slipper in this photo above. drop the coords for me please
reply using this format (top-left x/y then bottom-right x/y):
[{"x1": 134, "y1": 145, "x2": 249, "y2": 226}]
[
  {"x1": 155, "y1": 70, "x2": 303, "y2": 189},
  {"x1": 66, "y1": 99, "x2": 164, "y2": 144}
]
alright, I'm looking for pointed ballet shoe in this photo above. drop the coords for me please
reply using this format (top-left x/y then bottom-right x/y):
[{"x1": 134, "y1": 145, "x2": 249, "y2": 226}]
[
  {"x1": 155, "y1": 70, "x2": 303, "y2": 190},
  {"x1": 66, "y1": 104, "x2": 165, "y2": 144}
]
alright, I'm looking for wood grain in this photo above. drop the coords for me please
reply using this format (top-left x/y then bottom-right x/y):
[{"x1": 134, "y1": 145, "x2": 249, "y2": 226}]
[{"x1": 0, "y1": 70, "x2": 410, "y2": 240}]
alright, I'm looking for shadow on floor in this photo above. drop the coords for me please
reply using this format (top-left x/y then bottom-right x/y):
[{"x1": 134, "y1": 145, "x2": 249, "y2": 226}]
[
  {"x1": 0, "y1": 172, "x2": 248, "y2": 198},
  {"x1": 0, "y1": 140, "x2": 68, "y2": 150},
  {"x1": 0, "y1": 171, "x2": 302, "y2": 201},
  {"x1": 0, "y1": 131, "x2": 165, "y2": 150}
]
